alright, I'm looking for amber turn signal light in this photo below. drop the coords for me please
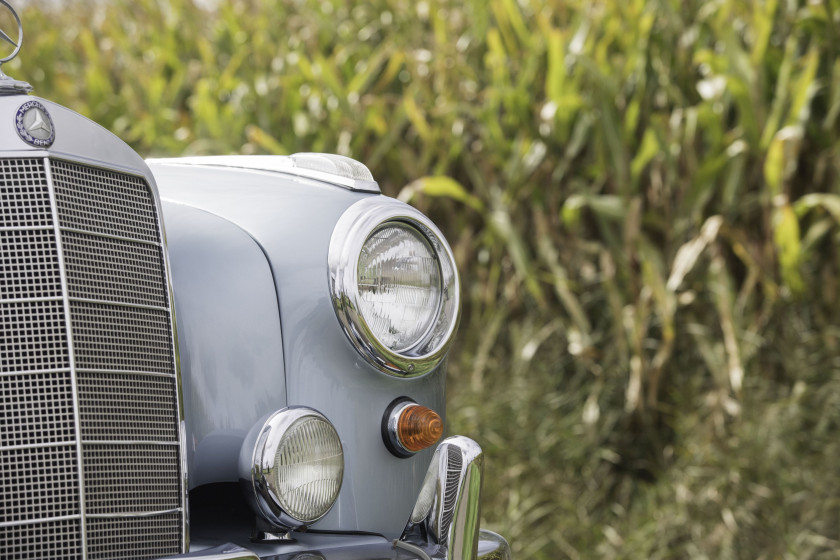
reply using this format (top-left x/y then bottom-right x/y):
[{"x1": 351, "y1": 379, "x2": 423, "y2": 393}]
[
  {"x1": 382, "y1": 398, "x2": 444, "y2": 458},
  {"x1": 398, "y1": 404, "x2": 443, "y2": 452}
]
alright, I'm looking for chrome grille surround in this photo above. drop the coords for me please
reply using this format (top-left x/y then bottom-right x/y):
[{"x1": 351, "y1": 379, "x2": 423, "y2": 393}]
[
  {"x1": 439, "y1": 445, "x2": 463, "y2": 546},
  {"x1": 0, "y1": 157, "x2": 186, "y2": 559}
]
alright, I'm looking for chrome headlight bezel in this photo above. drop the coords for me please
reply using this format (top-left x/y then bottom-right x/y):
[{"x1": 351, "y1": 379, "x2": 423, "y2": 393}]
[
  {"x1": 241, "y1": 407, "x2": 344, "y2": 530},
  {"x1": 328, "y1": 197, "x2": 460, "y2": 377}
]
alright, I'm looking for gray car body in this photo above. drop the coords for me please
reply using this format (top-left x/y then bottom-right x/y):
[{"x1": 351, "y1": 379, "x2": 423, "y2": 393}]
[
  {"x1": 0, "y1": 96, "x2": 154, "y2": 176},
  {"x1": 0, "y1": 91, "x2": 494, "y2": 558},
  {"x1": 150, "y1": 161, "x2": 447, "y2": 540}
]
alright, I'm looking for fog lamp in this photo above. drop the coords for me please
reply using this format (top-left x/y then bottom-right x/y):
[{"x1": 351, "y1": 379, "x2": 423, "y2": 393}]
[{"x1": 240, "y1": 408, "x2": 344, "y2": 529}]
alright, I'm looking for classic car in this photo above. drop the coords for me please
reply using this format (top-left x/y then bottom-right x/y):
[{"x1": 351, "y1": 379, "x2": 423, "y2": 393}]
[{"x1": 0, "y1": 3, "x2": 510, "y2": 560}]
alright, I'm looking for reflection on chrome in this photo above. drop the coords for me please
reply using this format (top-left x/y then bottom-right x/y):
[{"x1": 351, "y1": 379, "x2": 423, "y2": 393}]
[
  {"x1": 328, "y1": 197, "x2": 461, "y2": 377},
  {"x1": 398, "y1": 436, "x2": 511, "y2": 560}
]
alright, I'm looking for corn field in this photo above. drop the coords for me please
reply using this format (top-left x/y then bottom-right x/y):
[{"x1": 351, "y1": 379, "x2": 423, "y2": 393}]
[{"x1": 14, "y1": 0, "x2": 840, "y2": 557}]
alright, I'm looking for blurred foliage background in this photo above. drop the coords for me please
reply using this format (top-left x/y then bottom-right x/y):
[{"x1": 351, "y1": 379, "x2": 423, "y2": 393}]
[{"x1": 13, "y1": 0, "x2": 840, "y2": 557}]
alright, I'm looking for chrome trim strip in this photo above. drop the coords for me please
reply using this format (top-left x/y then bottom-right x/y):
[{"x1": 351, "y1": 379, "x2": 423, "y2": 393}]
[
  {"x1": 0, "y1": 295, "x2": 62, "y2": 305},
  {"x1": 393, "y1": 539, "x2": 433, "y2": 560},
  {"x1": 0, "y1": 225, "x2": 54, "y2": 232},
  {"x1": 44, "y1": 156, "x2": 89, "y2": 559},
  {"x1": 158, "y1": 544, "x2": 261, "y2": 560},
  {"x1": 59, "y1": 226, "x2": 163, "y2": 247},
  {"x1": 0, "y1": 514, "x2": 82, "y2": 529},
  {"x1": 150, "y1": 169, "x2": 190, "y2": 554},
  {"x1": 81, "y1": 440, "x2": 181, "y2": 446},
  {"x1": 0, "y1": 367, "x2": 71, "y2": 377},
  {"x1": 67, "y1": 296, "x2": 169, "y2": 312},
  {"x1": 86, "y1": 508, "x2": 183, "y2": 519},
  {"x1": 74, "y1": 368, "x2": 177, "y2": 378},
  {"x1": 0, "y1": 440, "x2": 77, "y2": 452},
  {"x1": 41, "y1": 151, "x2": 151, "y2": 178},
  {"x1": 328, "y1": 197, "x2": 461, "y2": 377},
  {"x1": 147, "y1": 154, "x2": 380, "y2": 193}
]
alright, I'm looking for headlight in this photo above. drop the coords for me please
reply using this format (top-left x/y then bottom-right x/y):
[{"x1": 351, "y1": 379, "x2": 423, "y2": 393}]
[
  {"x1": 329, "y1": 197, "x2": 460, "y2": 377},
  {"x1": 240, "y1": 408, "x2": 344, "y2": 530},
  {"x1": 357, "y1": 222, "x2": 441, "y2": 351}
]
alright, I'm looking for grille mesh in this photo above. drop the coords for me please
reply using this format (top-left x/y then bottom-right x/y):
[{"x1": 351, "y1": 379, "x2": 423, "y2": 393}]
[
  {"x1": 0, "y1": 300, "x2": 69, "y2": 373},
  {"x1": 51, "y1": 161, "x2": 159, "y2": 242},
  {"x1": 0, "y1": 157, "x2": 184, "y2": 559},
  {"x1": 0, "y1": 372, "x2": 75, "y2": 447},
  {"x1": 78, "y1": 372, "x2": 178, "y2": 441},
  {"x1": 439, "y1": 445, "x2": 463, "y2": 545},
  {"x1": 69, "y1": 302, "x2": 173, "y2": 373},
  {"x1": 86, "y1": 514, "x2": 181, "y2": 560},
  {"x1": 0, "y1": 519, "x2": 82, "y2": 560},
  {"x1": 62, "y1": 231, "x2": 167, "y2": 308},
  {"x1": 0, "y1": 158, "x2": 51, "y2": 228},
  {"x1": 0, "y1": 230, "x2": 61, "y2": 300},
  {"x1": 0, "y1": 445, "x2": 81, "y2": 524},
  {"x1": 83, "y1": 445, "x2": 181, "y2": 515}
]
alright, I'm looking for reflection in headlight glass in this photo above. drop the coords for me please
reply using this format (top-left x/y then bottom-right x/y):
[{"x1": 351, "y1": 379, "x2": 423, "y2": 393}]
[
  {"x1": 357, "y1": 223, "x2": 442, "y2": 352},
  {"x1": 273, "y1": 416, "x2": 344, "y2": 523}
]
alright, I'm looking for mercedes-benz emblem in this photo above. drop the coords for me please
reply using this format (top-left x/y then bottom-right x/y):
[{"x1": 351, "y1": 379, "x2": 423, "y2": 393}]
[
  {"x1": 0, "y1": 0, "x2": 22, "y2": 65},
  {"x1": 16, "y1": 100, "x2": 55, "y2": 147}
]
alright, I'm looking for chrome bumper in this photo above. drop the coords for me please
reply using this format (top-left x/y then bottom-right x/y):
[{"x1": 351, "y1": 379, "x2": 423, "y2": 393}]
[
  {"x1": 395, "y1": 436, "x2": 511, "y2": 560},
  {"x1": 163, "y1": 437, "x2": 510, "y2": 560},
  {"x1": 164, "y1": 531, "x2": 509, "y2": 560}
]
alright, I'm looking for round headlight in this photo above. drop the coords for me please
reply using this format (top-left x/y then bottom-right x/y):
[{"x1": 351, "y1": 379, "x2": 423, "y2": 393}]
[
  {"x1": 357, "y1": 222, "x2": 442, "y2": 352},
  {"x1": 329, "y1": 198, "x2": 460, "y2": 377},
  {"x1": 241, "y1": 408, "x2": 344, "y2": 529}
]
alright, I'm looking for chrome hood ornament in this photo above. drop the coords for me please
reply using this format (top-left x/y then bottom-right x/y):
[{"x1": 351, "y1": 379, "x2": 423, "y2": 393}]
[{"x1": 0, "y1": 0, "x2": 32, "y2": 94}]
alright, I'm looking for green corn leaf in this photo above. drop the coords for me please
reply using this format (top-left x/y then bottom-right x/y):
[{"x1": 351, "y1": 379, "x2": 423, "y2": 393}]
[
  {"x1": 772, "y1": 203, "x2": 804, "y2": 296},
  {"x1": 630, "y1": 128, "x2": 660, "y2": 184},
  {"x1": 545, "y1": 29, "x2": 565, "y2": 104},
  {"x1": 794, "y1": 193, "x2": 840, "y2": 223},
  {"x1": 398, "y1": 176, "x2": 484, "y2": 212},
  {"x1": 788, "y1": 47, "x2": 820, "y2": 125},
  {"x1": 764, "y1": 126, "x2": 803, "y2": 196}
]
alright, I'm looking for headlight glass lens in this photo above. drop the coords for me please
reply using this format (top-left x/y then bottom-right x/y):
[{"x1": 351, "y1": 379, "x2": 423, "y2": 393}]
[
  {"x1": 357, "y1": 222, "x2": 442, "y2": 352},
  {"x1": 272, "y1": 415, "x2": 344, "y2": 524}
]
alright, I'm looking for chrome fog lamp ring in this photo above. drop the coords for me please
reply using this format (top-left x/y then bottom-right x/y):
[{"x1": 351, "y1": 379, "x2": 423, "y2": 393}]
[
  {"x1": 240, "y1": 407, "x2": 344, "y2": 530},
  {"x1": 328, "y1": 197, "x2": 460, "y2": 377}
]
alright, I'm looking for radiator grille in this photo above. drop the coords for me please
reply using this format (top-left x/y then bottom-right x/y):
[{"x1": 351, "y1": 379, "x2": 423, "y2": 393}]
[
  {"x1": 1, "y1": 445, "x2": 81, "y2": 524},
  {"x1": 0, "y1": 372, "x2": 75, "y2": 447},
  {"x1": 83, "y1": 445, "x2": 181, "y2": 515},
  {"x1": 0, "y1": 157, "x2": 184, "y2": 559},
  {"x1": 69, "y1": 302, "x2": 173, "y2": 373},
  {"x1": 1, "y1": 299, "x2": 69, "y2": 373},
  {"x1": 62, "y1": 231, "x2": 167, "y2": 308},
  {"x1": 51, "y1": 161, "x2": 160, "y2": 242},
  {"x1": 0, "y1": 519, "x2": 82, "y2": 560},
  {"x1": 86, "y1": 514, "x2": 181, "y2": 560},
  {"x1": 0, "y1": 158, "x2": 52, "y2": 228},
  {"x1": 77, "y1": 372, "x2": 178, "y2": 441},
  {"x1": 0, "y1": 229, "x2": 61, "y2": 300}
]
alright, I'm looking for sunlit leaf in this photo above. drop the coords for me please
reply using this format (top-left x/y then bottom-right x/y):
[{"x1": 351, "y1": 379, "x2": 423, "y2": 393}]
[
  {"x1": 398, "y1": 176, "x2": 484, "y2": 211},
  {"x1": 773, "y1": 203, "x2": 804, "y2": 296}
]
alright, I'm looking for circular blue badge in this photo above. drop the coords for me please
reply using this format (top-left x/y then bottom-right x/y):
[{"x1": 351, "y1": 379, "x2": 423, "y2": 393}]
[{"x1": 15, "y1": 100, "x2": 55, "y2": 148}]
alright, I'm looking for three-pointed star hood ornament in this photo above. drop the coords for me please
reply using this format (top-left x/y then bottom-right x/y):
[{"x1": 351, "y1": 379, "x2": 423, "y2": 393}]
[
  {"x1": 0, "y1": 0, "x2": 32, "y2": 94},
  {"x1": 0, "y1": 26, "x2": 17, "y2": 49}
]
